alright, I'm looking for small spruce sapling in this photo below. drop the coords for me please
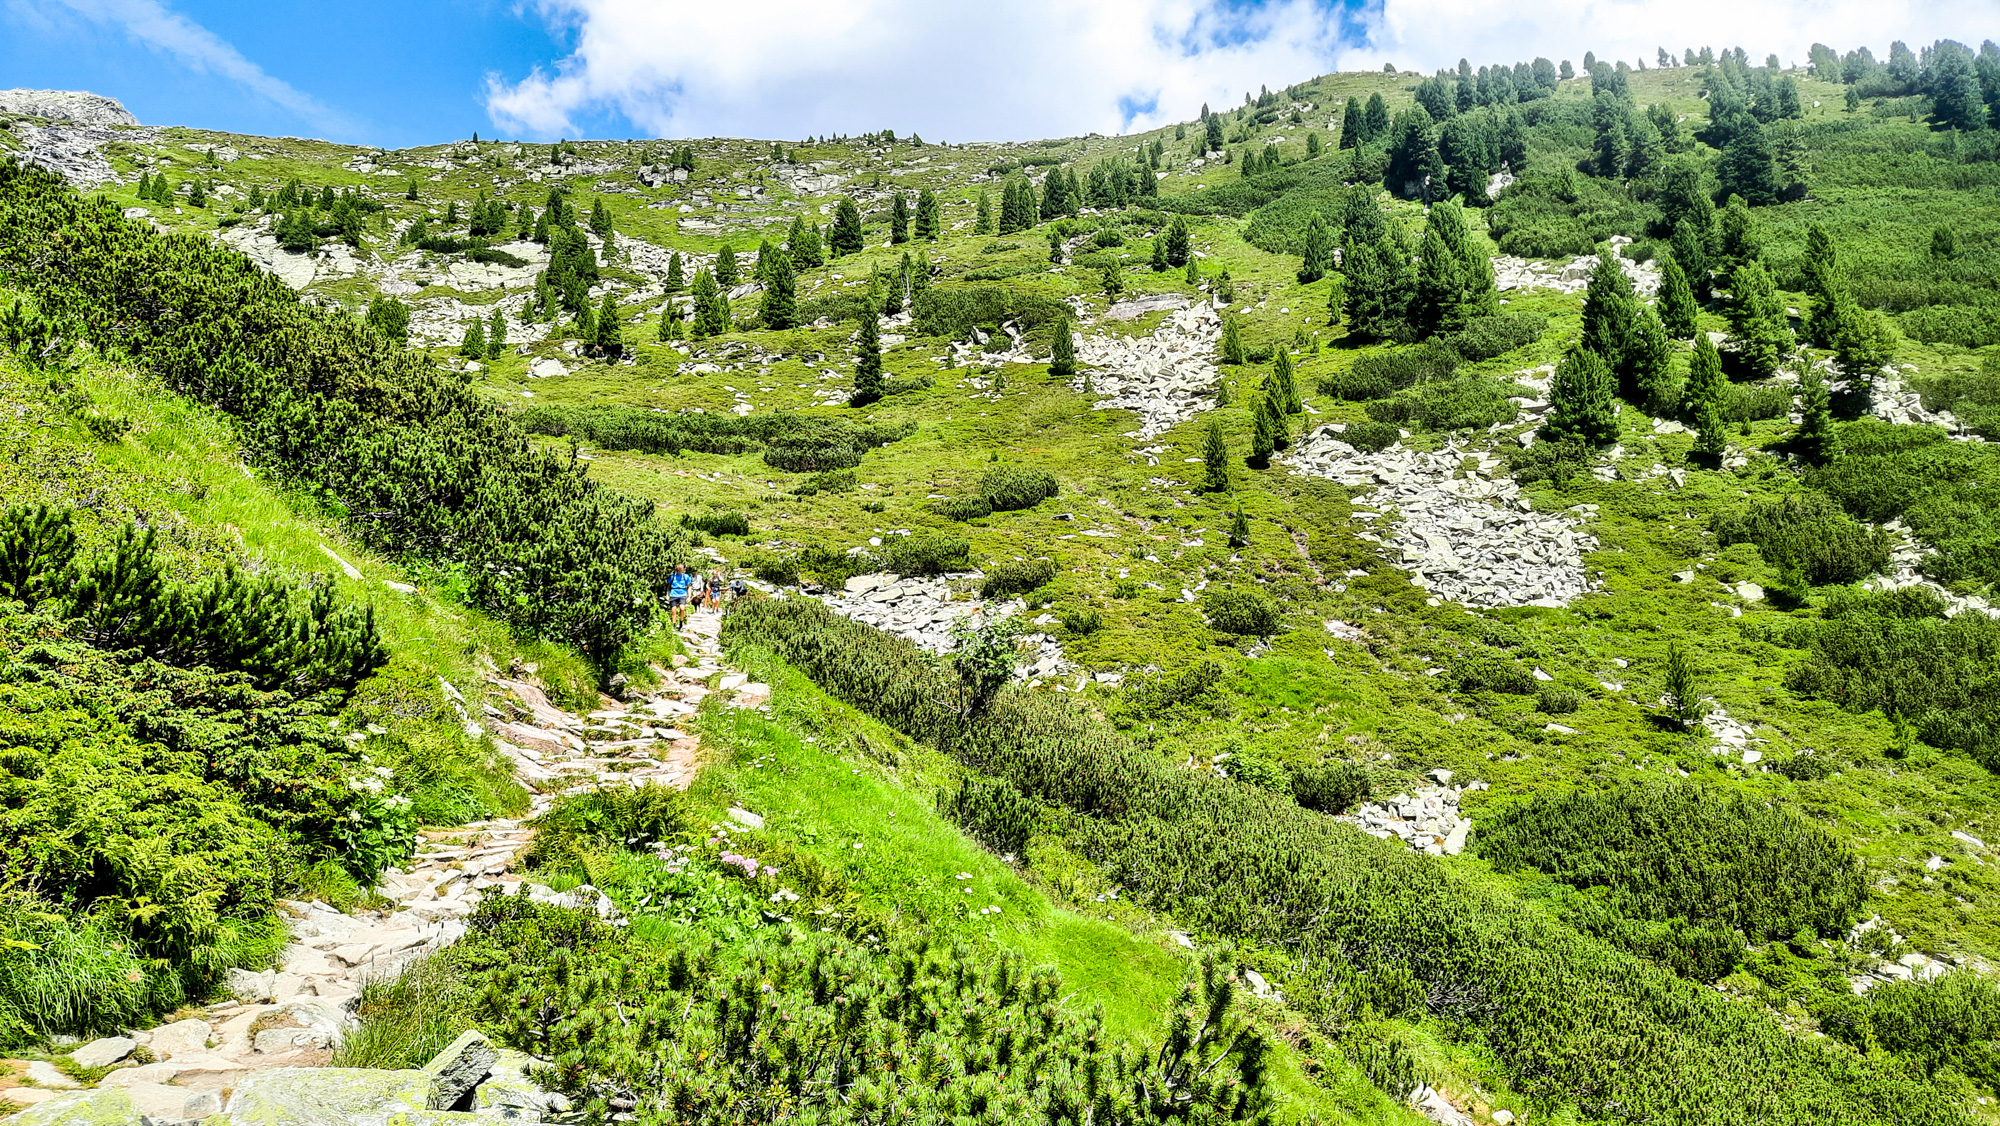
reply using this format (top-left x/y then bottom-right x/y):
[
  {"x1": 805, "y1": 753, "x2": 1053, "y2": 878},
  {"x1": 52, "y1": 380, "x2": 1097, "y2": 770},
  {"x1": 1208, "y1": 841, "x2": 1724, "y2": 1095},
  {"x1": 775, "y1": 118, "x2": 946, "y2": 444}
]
[{"x1": 1049, "y1": 319, "x2": 1076, "y2": 378}]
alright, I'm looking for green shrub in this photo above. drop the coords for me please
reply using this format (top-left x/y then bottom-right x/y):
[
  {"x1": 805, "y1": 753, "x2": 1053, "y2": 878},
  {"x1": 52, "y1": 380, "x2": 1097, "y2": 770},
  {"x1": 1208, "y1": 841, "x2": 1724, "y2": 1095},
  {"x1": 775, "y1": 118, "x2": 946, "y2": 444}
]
[
  {"x1": 1201, "y1": 586, "x2": 1283, "y2": 637},
  {"x1": 980, "y1": 558, "x2": 1056, "y2": 598},
  {"x1": 1784, "y1": 587, "x2": 2000, "y2": 766},
  {"x1": 1479, "y1": 782, "x2": 1867, "y2": 943},
  {"x1": 1365, "y1": 377, "x2": 1518, "y2": 432},
  {"x1": 980, "y1": 466, "x2": 1059, "y2": 511},
  {"x1": 720, "y1": 597, "x2": 1959, "y2": 1124},
  {"x1": 1342, "y1": 420, "x2": 1401, "y2": 452},
  {"x1": 1712, "y1": 492, "x2": 1892, "y2": 586},
  {"x1": 1119, "y1": 658, "x2": 1229, "y2": 722},
  {"x1": 680, "y1": 511, "x2": 750, "y2": 536},
  {"x1": 1724, "y1": 383, "x2": 1793, "y2": 423},
  {"x1": 1058, "y1": 605, "x2": 1103, "y2": 635},
  {"x1": 933, "y1": 495, "x2": 993, "y2": 521},
  {"x1": 939, "y1": 774, "x2": 1038, "y2": 855},
  {"x1": 1448, "y1": 312, "x2": 1548, "y2": 361},
  {"x1": 1317, "y1": 341, "x2": 1460, "y2": 401},
  {"x1": 523, "y1": 784, "x2": 695, "y2": 871},
  {"x1": 1912, "y1": 359, "x2": 2000, "y2": 440},
  {"x1": 1536, "y1": 685, "x2": 1582, "y2": 714},
  {"x1": 879, "y1": 533, "x2": 972, "y2": 577},
  {"x1": 1288, "y1": 761, "x2": 1371, "y2": 814},
  {"x1": 1898, "y1": 304, "x2": 2000, "y2": 348},
  {"x1": 790, "y1": 469, "x2": 858, "y2": 496},
  {"x1": 1488, "y1": 171, "x2": 1655, "y2": 258},
  {"x1": 1451, "y1": 650, "x2": 1537, "y2": 695},
  {"x1": 0, "y1": 162, "x2": 682, "y2": 664},
  {"x1": 911, "y1": 286, "x2": 1070, "y2": 338},
  {"x1": 1834, "y1": 973, "x2": 2000, "y2": 1088}
]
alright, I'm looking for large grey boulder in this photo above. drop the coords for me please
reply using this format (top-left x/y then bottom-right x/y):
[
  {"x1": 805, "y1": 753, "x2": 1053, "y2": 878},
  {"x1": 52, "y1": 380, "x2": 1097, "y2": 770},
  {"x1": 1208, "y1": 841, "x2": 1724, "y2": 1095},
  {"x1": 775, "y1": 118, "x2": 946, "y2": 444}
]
[
  {"x1": 69, "y1": 1035, "x2": 137, "y2": 1068},
  {"x1": 422, "y1": 1029, "x2": 498, "y2": 1110},
  {"x1": 0, "y1": 89, "x2": 138, "y2": 126},
  {"x1": 223, "y1": 1067, "x2": 436, "y2": 1126},
  {"x1": 6, "y1": 1086, "x2": 138, "y2": 1125},
  {"x1": 473, "y1": 1049, "x2": 570, "y2": 1121}
]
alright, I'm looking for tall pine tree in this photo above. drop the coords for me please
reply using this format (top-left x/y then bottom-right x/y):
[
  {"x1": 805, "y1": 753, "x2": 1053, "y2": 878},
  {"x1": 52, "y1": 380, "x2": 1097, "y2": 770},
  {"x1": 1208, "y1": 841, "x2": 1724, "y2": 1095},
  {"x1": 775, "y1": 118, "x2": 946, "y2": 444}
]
[
  {"x1": 1726, "y1": 260, "x2": 1792, "y2": 378},
  {"x1": 1543, "y1": 349, "x2": 1619, "y2": 447},
  {"x1": 1050, "y1": 318, "x2": 1076, "y2": 378},
  {"x1": 850, "y1": 313, "x2": 883, "y2": 407},
  {"x1": 914, "y1": 188, "x2": 941, "y2": 241},
  {"x1": 1581, "y1": 249, "x2": 1643, "y2": 396},
  {"x1": 1297, "y1": 212, "x2": 1333, "y2": 283},
  {"x1": 1681, "y1": 334, "x2": 1727, "y2": 423},
  {"x1": 1271, "y1": 349, "x2": 1301, "y2": 414},
  {"x1": 762, "y1": 249, "x2": 799, "y2": 330},
  {"x1": 890, "y1": 193, "x2": 911, "y2": 244},
  {"x1": 1658, "y1": 256, "x2": 1699, "y2": 338},
  {"x1": 829, "y1": 197, "x2": 865, "y2": 255}
]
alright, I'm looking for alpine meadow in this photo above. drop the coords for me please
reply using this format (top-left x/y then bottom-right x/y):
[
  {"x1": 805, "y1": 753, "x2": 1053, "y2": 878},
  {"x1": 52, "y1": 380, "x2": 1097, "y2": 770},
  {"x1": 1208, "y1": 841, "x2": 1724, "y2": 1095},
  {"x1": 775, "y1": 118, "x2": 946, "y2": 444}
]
[{"x1": 5, "y1": 26, "x2": 2000, "y2": 1126}]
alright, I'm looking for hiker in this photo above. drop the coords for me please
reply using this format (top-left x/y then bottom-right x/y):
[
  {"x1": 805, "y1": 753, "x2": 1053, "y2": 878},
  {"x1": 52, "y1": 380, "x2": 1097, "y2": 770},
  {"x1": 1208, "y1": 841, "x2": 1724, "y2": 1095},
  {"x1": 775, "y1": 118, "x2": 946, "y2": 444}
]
[
  {"x1": 668, "y1": 563, "x2": 692, "y2": 627},
  {"x1": 706, "y1": 568, "x2": 726, "y2": 609}
]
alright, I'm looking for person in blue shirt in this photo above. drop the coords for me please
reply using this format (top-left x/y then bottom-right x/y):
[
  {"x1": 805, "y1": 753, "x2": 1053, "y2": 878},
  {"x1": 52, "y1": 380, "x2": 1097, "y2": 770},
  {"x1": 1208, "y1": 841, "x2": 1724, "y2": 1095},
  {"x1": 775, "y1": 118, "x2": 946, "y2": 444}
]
[{"x1": 668, "y1": 563, "x2": 692, "y2": 627}]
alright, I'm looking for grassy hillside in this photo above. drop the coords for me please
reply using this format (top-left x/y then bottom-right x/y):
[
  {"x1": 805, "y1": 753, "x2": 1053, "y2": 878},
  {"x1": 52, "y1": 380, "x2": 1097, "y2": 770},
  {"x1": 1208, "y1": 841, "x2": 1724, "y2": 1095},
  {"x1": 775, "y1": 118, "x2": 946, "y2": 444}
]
[{"x1": 4, "y1": 37, "x2": 2000, "y2": 1125}]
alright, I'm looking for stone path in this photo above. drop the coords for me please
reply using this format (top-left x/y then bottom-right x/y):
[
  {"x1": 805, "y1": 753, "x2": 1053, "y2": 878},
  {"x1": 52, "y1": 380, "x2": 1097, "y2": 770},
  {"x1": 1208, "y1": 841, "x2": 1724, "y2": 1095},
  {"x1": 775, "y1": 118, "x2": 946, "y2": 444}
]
[{"x1": 2, "y1": 608, "x2": 765, "y2": 1124}]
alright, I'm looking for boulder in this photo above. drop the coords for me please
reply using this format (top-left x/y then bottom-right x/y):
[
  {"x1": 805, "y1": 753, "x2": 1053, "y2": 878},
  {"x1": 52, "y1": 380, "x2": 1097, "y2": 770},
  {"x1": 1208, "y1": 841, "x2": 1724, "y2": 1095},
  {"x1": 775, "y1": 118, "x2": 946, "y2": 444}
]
[
  {"x1": 23, "y1": 1060, "x2": 79, "y2": 1088},
  {"x1": 119, "y1": 1080, "x2": 218, "y2": 1123},
  {"x1": 6, "y1": 1087, "x2": 137, "y2": 1125},
  {"x1": 474, "y1": 1049, "x2": 571, "y2": 1121},
  {"x1": 147, "y1": 1017, "x2": 212, "y2": 1060},
  {"x1": 224, "y1": 1067, "x2": 436, "y2": 1126},
  {"x1": 226, "y1": 967, "x2": 277, "y2": 1003},
  {"x1": 70, "y1": 1035, "x2": 136, "y2": 1069},
  {"x1": 422, "y1": 1029, "x2": 498, "y2": 1110}
]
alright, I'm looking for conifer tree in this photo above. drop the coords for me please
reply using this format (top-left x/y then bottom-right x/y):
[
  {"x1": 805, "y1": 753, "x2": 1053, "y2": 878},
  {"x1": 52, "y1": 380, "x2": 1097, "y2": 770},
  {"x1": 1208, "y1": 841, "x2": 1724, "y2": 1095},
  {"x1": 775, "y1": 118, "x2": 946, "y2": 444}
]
[
  {"x1": 1163, "y1": 216, "x2": 1192, "y2": 268},
  {"x1": 1204, "y1": 116, "x2": 1226, "y2": 153},
  {"x1": 1219, "y1": 316, "x2": 1246, "y2": 364},
  {"x1": 595, "y1": 292, "x2": 624, "y2": 358},
  {"x1": 1102, "y1": 260, "x2": 1125, "y2": 298},
  {"x1": 1681, "y1": 334, "x2": 1727, "y2": 423},
  {"x1": 1726, "y1": 260, "x2": 1792, "y2": 378},
  {"x1": 1830, "y1": 299, "x2": 1896, "y2": 384},
  {"x1": 829, "y1": 197, "x2": 865, "y2": 255},
  {"x1": 365, "y1": 296, "x2": 411, "y2": 346},
  {"x1": 1271, "y1": 349, "x2": 1301, "y2": 414},
  {"x1": 1543, "y1": 348, "x2": 1619, "y2": 447},
  {"x1": 762, "y1": 249, "x2": 798, "y2": 330},
  {"x1": 1714, "y1": 194, "x2": 1761, "y2": 283},
  {"x1": 1297, "y1": 212, "x2": 1333, "y2": 284},
  {"x1": 1670, "y1": 220, "x2": 1712, "y2": 301},
  {"x1": 404, "y1": 178, "x2": 419, "y2": 201},
  {"x1": 1716, "y1": 120, "x2": 1782, "y2": 205},
  {"x1": 1789, "y1": 367, "x2": 1837, "y2": 464},
  {"x1": 1693, "y1": 386, "x2": 1729, "y2": 464},
  {"x1": 914, "y1": 188, "x2": 941, "y2": 241},
  {"x1": 1363, "y1": 92, "x2": 1391, "y2": 140},
  {"x1": 1630, "y1": 306, "x2": 1675, "y2": 413},
  {"x1": 689, "y1": 269, "x2": 724, "y2": 338},
  {"x1": 1581, "y1": 249, "x2": 1643, "y2": 393},
  {"x1": 890, "y1": 193, "x2": 911, "y2": 243},
  {"x1": 973, "y1": 191, "x2": 994, "y2": 235},
  {"x1": 1306, "y1": 132, "x2": 1322, "y2": 158},
  {"x1": 664, "y1": 252, "x2": 685, "y2": 295},
  {"x1": 1151, "y1": 235, "x2": 1169, "y2": 272},
  {"x1": 658, "y1": 299, "x2": 683, "y2": 341},
  {"x1": 1339, "y1": 97, "x2": 1364, "y2": 149},
  {"x1": 459, "y1": 317, "x2": 486, "y2": 358},
  {"x1": 1801, "y1": 224, "x2": 1843, "y2": 349},
  {"x1": 1201, "y1": 418, "x2": 1231, "y2": 492},
  {"x1": 1050, "y1": 318, "x2": 1076, "y2": 378},
  {"x1": 1186, "y1": 258, "x2": 1201, "y2": 286},
  {"x1": 1658, "y1": 256, "x2": 1699, "y2": 338},
  {"x1": 850, "y1": 314, "x2": 883, "y2": 407},
  {"x1": 486, "y1": 306, "x2": 508, "y2": 360},
  {"x1": 715, "y1": 245, "x2": 739, "y2": 289},
  {"x1": 1248, "y1": 394, "x2": 1277, "y2": 468},
  {"x1": 516, "y1": 205, "x2": 535, "y2": 240}
]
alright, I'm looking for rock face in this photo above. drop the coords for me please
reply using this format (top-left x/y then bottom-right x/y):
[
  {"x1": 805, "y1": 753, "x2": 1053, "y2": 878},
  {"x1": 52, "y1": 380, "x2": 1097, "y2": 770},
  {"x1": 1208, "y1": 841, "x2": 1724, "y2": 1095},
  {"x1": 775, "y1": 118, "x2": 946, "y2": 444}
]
[
  {"x1": 1337, "y1": 781, "x2": 1485, "y2": 855},
  {"x1": 423, "y1": 1030, "x2": 498, "y2": 1110},
  {"x1": 69, "y1": 1036, "x2": 137, "y2": 1069},
  {"x1": 1072, "y1": 301, "x2": 1225, "y2": 437},
  {"x1": 224, "y1": 1067, "x2": 433, "y2": 1126},
  {"x1": 0, "y1": 89, "x2": 138, "y2": 125},
  {"x1": 1282, "y1": 430, "x2": 1599, "y2": 608}
]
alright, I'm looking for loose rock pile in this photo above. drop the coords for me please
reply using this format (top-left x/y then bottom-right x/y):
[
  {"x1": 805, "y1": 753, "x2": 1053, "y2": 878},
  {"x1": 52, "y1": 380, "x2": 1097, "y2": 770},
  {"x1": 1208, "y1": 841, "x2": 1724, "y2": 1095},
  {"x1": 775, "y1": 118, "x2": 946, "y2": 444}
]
[
  {"x1": 1282, "y1": 429, "x2": 1599, "y2": 608},
  {"x1": 1335, "y1": 774, "x2": 1486, "y2": 856},
  {"x1": 1072, "y1": 302, "x2": 1225, "y2": 437},
  {"x1": 1491, "y1": 237, "x2": 1660, "y2": 297},
  {"x1": 1, "y1": 611, "x2": 766, "y2": 1124},
  {"x1": 811, "y1": 574, "x2": 1070, "y2": 680},
  {"x1": 1861, "y1": 519, "x2": 2000, "y2": 619}
]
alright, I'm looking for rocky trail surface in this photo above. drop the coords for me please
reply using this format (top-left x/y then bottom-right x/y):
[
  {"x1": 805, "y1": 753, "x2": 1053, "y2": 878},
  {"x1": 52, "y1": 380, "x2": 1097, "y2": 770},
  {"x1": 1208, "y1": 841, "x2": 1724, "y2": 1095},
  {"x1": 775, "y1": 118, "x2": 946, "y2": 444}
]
[{"x1": 0, "y1": 609, "x2": 767, "y2": 1126}]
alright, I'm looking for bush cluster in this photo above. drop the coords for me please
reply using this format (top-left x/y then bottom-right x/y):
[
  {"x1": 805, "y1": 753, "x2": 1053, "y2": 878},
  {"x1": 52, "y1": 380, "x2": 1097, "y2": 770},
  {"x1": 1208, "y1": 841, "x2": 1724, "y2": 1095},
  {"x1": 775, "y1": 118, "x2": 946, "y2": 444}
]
[
  {"x1": 1711, "y1": 492, "x2": 1892, "y2": 586},
  {"x1": 980, "y1": 558, "x2": 1056, "y2": 599},
  {"x1": 879, "y1": 533, "x2": 972, "y2": 577},
  {"x1": 1201, "y1": 586, "x2": 1284, "y2": 637},
  {"x1": 0, "y1": 161, "x2": 683, "y2": 663},
  {"x1": 1316, "y1": 341, "x2": 1460, "y2": 401},
  {"x1": 719, "y1": 598, "x2": 1958, "y2": 1124}
]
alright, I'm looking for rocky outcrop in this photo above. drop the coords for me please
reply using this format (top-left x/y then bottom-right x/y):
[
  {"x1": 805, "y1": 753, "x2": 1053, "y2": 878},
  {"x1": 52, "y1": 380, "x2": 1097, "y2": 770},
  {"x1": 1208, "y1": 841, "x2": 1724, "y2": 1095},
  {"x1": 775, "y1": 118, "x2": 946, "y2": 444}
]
[
  {"x1": 0, "y1": 89, "x2": 138, "y2": 125},
  {"x1": 1281, "y1": 430, "x2": 1599, "y2": 609},
  {"x1": 1491, "y1": 236, "x2": 1660, "y2": 297},
  {"x1": 811, "y1": 574, "x2": 1071, "y2": 681},
  {"x1": 1072, "y1": 301, "x2": 1225, "y2": 437},
  {"x1": 1336, "y1": 776, "x2": 1484, "y2": 855}
]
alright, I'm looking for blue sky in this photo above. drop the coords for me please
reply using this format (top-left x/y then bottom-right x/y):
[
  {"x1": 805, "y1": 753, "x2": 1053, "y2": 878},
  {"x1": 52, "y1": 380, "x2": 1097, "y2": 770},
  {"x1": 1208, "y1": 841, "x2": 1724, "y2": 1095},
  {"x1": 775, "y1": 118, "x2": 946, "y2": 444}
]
[{"x1": 1, "y1": 0, "x2": 1982, "y2": 148}]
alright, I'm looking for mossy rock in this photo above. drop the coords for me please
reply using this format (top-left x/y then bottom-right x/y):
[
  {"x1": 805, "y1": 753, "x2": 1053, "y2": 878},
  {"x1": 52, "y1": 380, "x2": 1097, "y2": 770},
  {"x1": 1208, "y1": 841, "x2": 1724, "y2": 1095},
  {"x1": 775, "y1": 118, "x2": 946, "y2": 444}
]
[{"x1": 222, "y1": 1067, "x2": 436, "y2": 1126}]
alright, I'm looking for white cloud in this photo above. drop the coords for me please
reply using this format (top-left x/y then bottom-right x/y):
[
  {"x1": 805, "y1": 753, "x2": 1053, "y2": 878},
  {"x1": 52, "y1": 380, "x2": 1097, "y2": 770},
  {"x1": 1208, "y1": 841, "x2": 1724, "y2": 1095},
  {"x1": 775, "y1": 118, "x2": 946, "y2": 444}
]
[
  {"x1": 485, "y1": 0, "x2": 1354, "y2": 141},
  {"x1": 485, "y1": 0, "x2": 1994, "y2": 142},
  {"x1": 41, "y1": 0, "x2": 351, "y2": 133},
  {"x1": 1340, "y1": 0, "x2": 1981, "y2": 75}
]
